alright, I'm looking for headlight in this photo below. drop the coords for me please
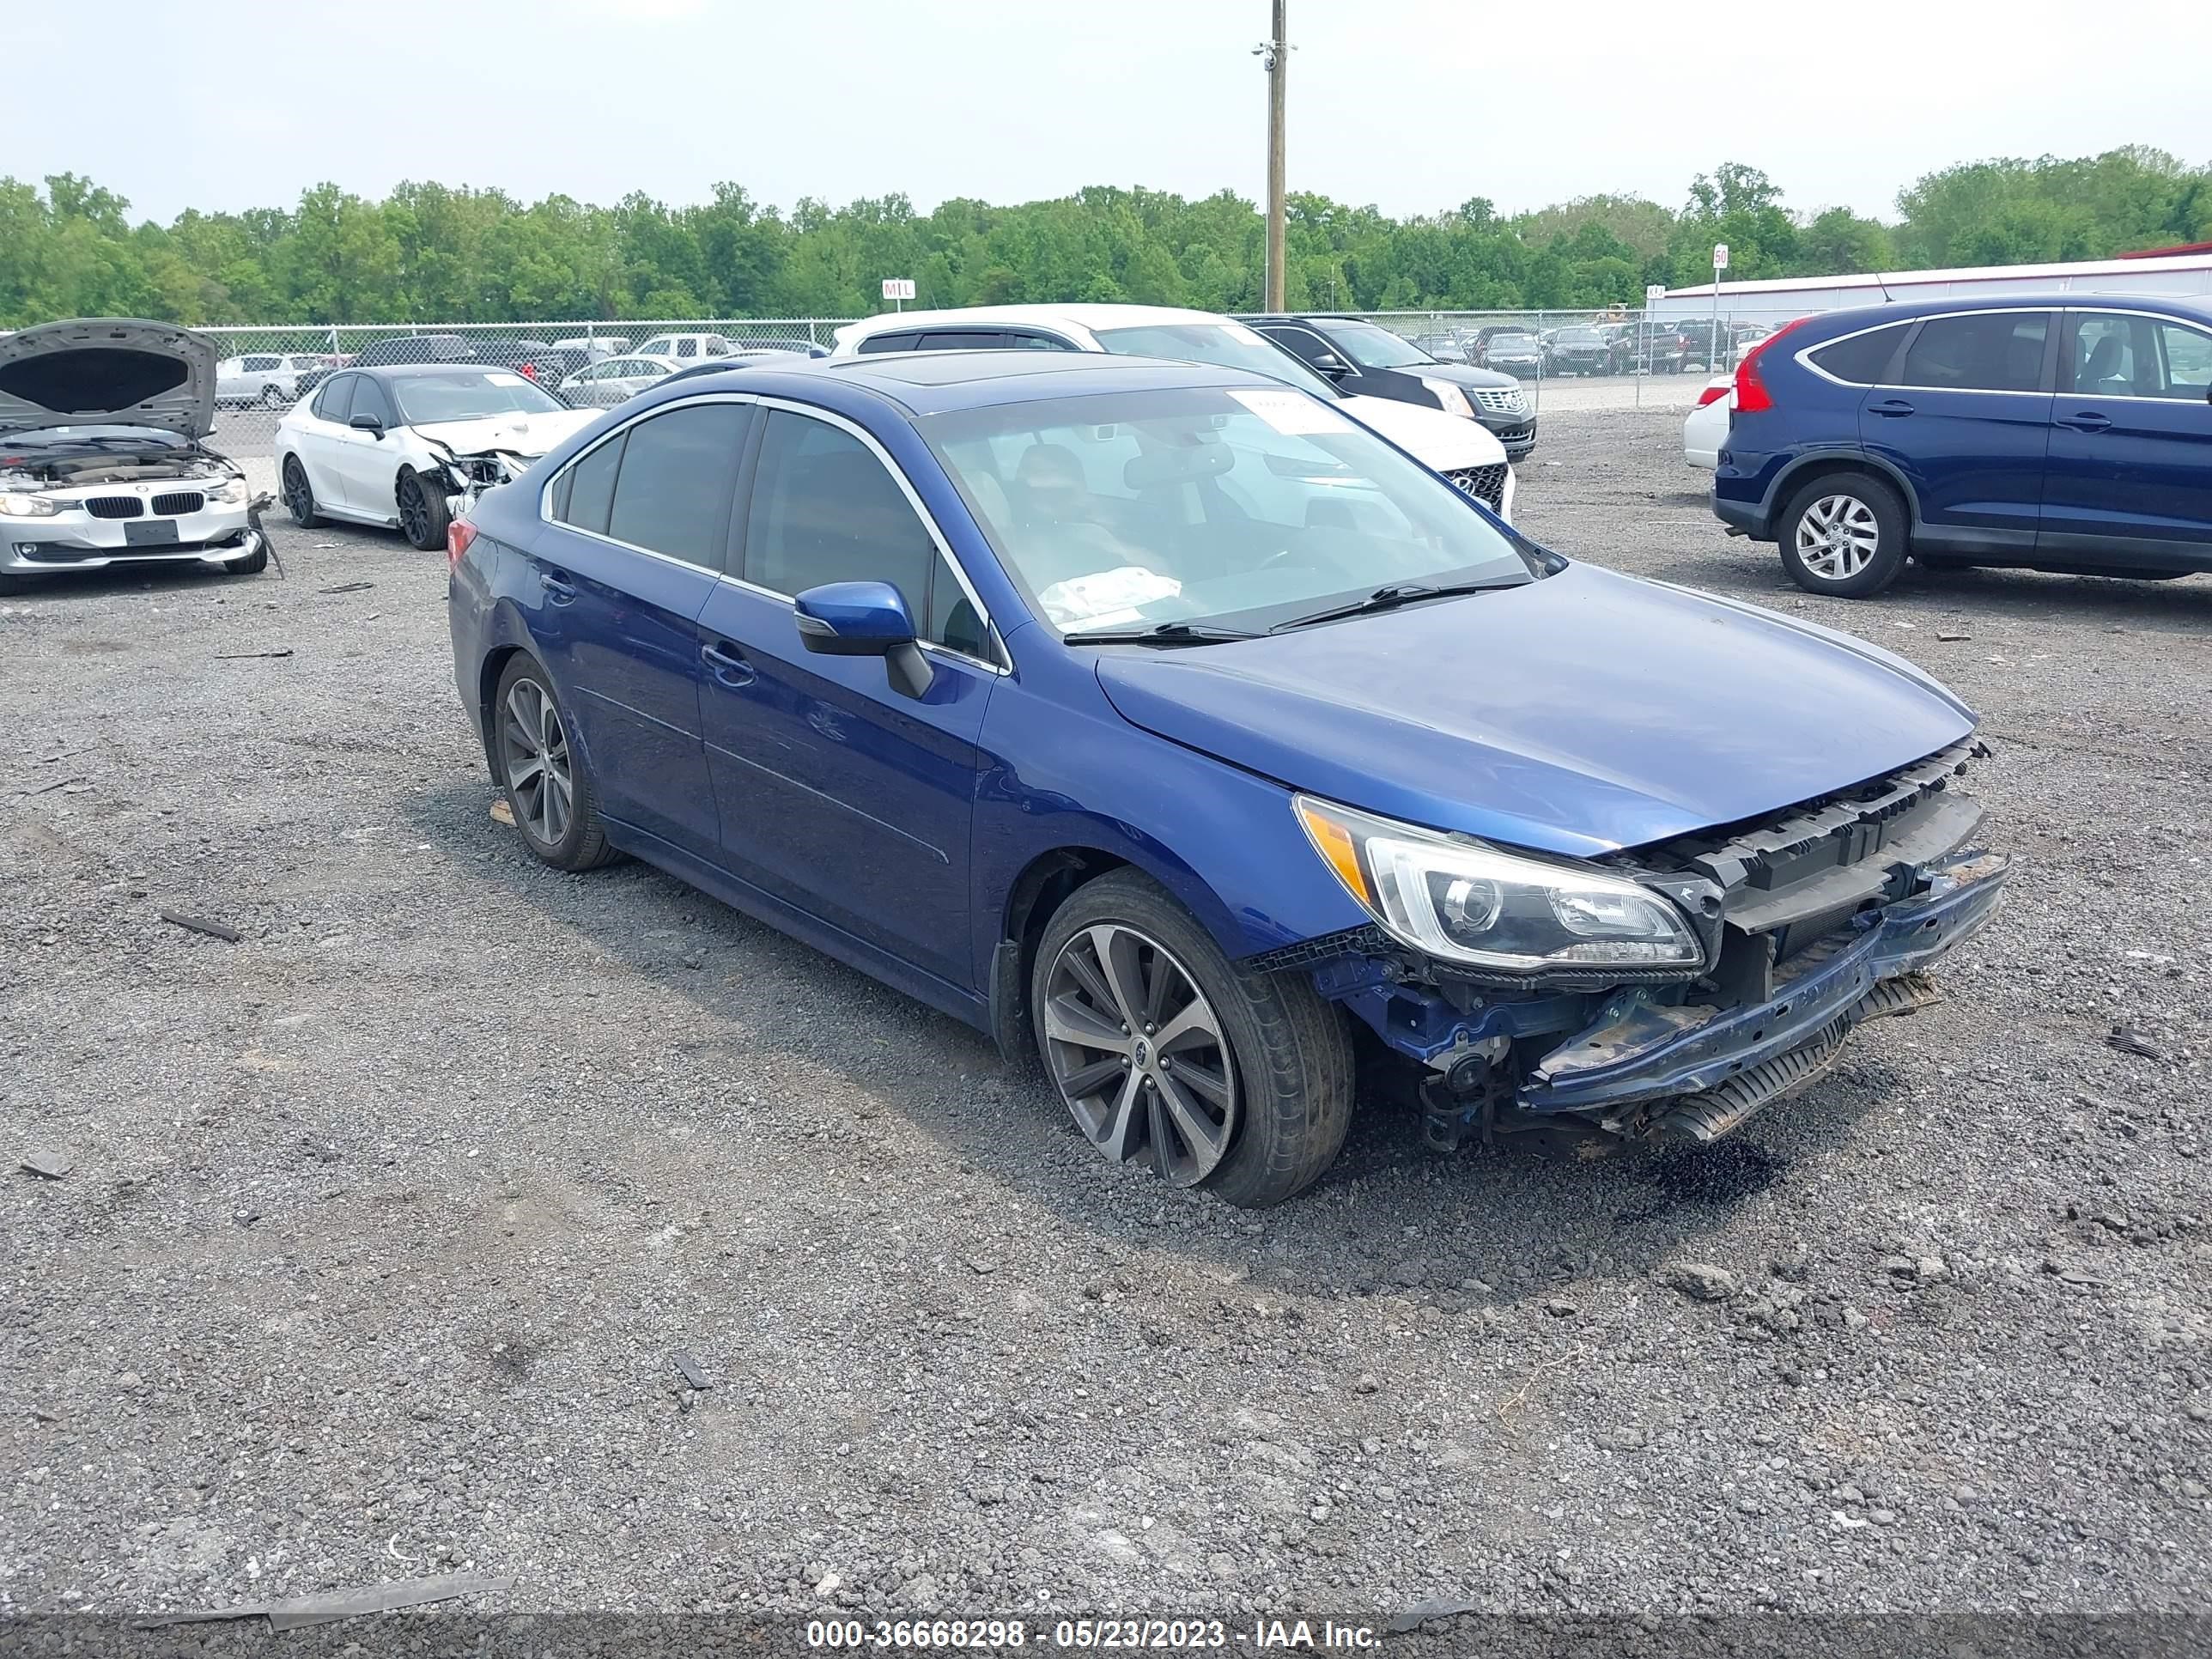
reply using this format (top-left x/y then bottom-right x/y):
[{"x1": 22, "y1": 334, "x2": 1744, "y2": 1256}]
[
  {"x1": 1295, "y1": 795, "x2": 1702, "y2": 973},
  {"x1": 210, "y1": 477, "x2": 248, "y2": 504},
  {"x1": 0, "y1": 491, "x2": 62, "y2": 518},
  {"x1": 1419, "y1": 378, "x2": 1473, "y2": 419}
]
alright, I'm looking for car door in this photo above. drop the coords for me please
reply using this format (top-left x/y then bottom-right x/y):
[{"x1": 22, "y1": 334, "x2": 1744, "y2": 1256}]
[
  {"x1": 2039, "y1": 309, "x2": 2212, "y2": 567},
  {"x1": 693, "y1": 404, "x2": 1000, "y2": 991},
  {"x1": 616, "y1": 359, "x2": 664, "y2": 399},
  {"x1": 529, "y1": 399, "x2": 748, "y2": 860},
  {"x1": 1856, "y1": 308, "x2": 2055, "y2": 552},
  {"x1": 333, "y1": 374, "x2": 402, "y2": 518},
  {"x1": 295, "y1": 374, "x2": 358, "y2": 508}
]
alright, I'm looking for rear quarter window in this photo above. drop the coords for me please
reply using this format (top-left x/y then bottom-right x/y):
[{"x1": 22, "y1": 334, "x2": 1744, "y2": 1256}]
[{"x1": 1807, "y1": 323, "x2": 1912, "y2": 386}]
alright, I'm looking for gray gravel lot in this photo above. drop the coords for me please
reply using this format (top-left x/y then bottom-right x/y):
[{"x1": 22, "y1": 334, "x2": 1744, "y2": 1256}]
[{"x1": 3, "y1": 409, "x2": 2209, "y2": 1630}]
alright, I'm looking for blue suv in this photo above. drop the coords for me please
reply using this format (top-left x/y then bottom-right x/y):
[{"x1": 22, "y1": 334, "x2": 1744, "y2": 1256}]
[
  {"x1": 448, "y1": 350, "x2": 2008, "y2": 1206},
  {"x1": 1712, "y1": 294, "x2": 2212, "y2": 597}
]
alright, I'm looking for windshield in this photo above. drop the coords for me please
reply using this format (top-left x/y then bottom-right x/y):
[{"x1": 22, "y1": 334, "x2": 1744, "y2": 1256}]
[
  {"x1": 924, "y1": 386, "x2": 1534, "y2": 637},
  {"x1": 1491, "y1": 333, "x2": 1540, "y2": 349},
  {"x1": 392, "y1": 370, "x2": 566, "y2": 425},
  {"x1": 1091, "y1": 322, "x2": 1340, "y2": 401},
  {"x1": 1330, "y1": 321, "x2": 1435, "y2": 369},
  {"x1": 1556, "y1": 329, "x2": 1603, "y2": 343}
]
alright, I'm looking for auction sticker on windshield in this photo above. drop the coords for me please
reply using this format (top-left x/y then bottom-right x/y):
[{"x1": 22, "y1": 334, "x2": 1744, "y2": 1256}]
[
  {"x1": 1230, "y1": 388, "x2": 1355, "y2": 436},
  {"x1": 483, "y1": 372, "x2": 527, "y2": 386},
  {"x1": 1036, "y1": 566, "x2": 1182, "y2": 628}
]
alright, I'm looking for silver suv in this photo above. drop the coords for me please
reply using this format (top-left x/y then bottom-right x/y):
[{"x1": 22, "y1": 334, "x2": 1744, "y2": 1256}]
[{"x1": 215, "y1": 352, "x2": 331, "y2": 410}]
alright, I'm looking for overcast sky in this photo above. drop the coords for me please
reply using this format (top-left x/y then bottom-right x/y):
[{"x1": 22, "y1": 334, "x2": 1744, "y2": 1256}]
[{"x1": 16, "y1": 0, "x2": 2211, "y2": 227}]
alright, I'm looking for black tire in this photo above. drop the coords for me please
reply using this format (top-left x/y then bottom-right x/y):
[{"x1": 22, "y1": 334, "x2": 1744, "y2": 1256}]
[
  {"x1": 0, "y1": 570, "x2": 26, "y2": 597},
  {"x1": 223, "y1": 543, "x2": 269, "y2": 577},
  {"x1": 396, "y1": 469, "x2": 450, "y2": 553},
  {"x1": 260, "y1": 385, "x2": 286, "y2": 410},
  {"x1": 491, "y1": 655, "x2": 617, "y2": 872},
  {"x1": 1778, "y1": 471, "x2": 1910, "y2": 599},
  {"x1": 1030, "y1": 868, "x2": 1353, "y2": 1208},
  {"x1": 282, "y1": 455, "x2": 324, "y2": 529}
]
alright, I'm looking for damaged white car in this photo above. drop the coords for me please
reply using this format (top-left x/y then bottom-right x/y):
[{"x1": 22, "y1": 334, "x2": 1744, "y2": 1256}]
[
  {"x1": 274, "y1": 362, "x2": 601, "y2": 550},
  {"x1": 0, "y1": 318, "x2": 270, "y2": 595}
]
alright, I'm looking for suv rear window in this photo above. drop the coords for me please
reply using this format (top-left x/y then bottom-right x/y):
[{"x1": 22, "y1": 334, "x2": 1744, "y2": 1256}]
[{"x1": 1808, "y1": 323, "x2": 1911, "y2": 386}]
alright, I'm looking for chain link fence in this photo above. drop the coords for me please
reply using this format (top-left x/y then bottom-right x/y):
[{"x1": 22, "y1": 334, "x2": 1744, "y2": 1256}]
[{"x1": 195, "y1": 307, "x2": 1815, "y2": 459}]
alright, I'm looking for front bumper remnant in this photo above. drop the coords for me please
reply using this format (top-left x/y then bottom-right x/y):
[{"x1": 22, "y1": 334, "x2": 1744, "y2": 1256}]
[{"x1": 1518, "y1": 846, "x2": 2008, "y2": 1131}]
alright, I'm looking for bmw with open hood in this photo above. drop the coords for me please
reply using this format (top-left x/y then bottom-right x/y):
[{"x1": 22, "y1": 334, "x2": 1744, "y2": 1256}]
[
  {"x1": 0, "y1": 318, "x2": 270, "y2": 592},
  {"x1": 445, "y1": 349, "x2": 2009, "y2": 1207}
]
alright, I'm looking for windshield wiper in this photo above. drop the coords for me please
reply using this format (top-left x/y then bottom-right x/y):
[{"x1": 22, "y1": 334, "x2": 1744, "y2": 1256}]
[
  {"x1": 1269, "y1": 578, "x2": 1524, "y2": 633},
  {"x1": 1060, "y1": 621, "x2": 1260, "y2": 647}
]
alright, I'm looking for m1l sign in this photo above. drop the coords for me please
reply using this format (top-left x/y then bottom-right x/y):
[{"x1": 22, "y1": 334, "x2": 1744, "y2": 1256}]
[{"x1": 881, "y1": 277, "x2": 916, "y2": 302}]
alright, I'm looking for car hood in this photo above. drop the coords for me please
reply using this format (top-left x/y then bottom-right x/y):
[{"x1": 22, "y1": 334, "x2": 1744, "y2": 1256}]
[
  {"x1": 1411, "y1": 364, "x2": 1520, "y2": 391},
  {"x1": 1093, "y1": 562, "x2": 1977, "y2": 858},
  {"x1": 409, "y1": 408, "x2": 599, "y2": 458},
  {"x1": 0, "y1": 318, "x2": 218, "y2": 440},
  {"x1": 1339, "y1": 392, "x2": 1506, "y2": 470}
]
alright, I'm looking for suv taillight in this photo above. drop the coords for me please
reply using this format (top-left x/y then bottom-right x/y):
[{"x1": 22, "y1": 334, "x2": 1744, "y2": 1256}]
[
  {"x1": 1731, "y1": 318, "x2": 1808, "y2": 415},
  {"x1": 1695, "y1": 382, "x2": 1730, "y2": 407},
  {"x1": 447, "y1": 519, "x2": 477, "y2": 568}
]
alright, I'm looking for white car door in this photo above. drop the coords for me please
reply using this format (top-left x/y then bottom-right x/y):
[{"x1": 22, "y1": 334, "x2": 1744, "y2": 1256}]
[
  {"x1": 333, "y1": 374, "x2": 403, "y2": 518},
  {"x1": 216, "y1": 357, "x2": 247, "y2": 403},
  {"x1": 289, "y1": 374, "x2": 356, "y2": 509}
]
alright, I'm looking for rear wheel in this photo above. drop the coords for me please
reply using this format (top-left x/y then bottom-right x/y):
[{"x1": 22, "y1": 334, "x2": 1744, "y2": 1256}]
[
  {"x1": 282, "y1": 455, "x2": 324, "y2": 529},
  {"x1": 396, "y1": 468, "x2": 450, "y2": 552},
  {"x1": 492, "y1": 656, "x2": 616, "y2": 872},
  {"x1": 259, "y1": 385, "x2": 286, "y2": 410},
  {"x1": 1778, "y1": 472, "x2": 1909, "y2": 599},
  {"x1": 1030, "y1": 870, "x2": 1352, "y2": 1208}
]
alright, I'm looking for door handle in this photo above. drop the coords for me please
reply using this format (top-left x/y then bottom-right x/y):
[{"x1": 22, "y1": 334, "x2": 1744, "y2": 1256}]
[
  {"x1": 702, "y1": 640, "x2": 757, "y2": 686},
  {"x1": 1867, "y1": 398, "x2": 1916, "y2": 418},
  {"x1": 538, "y1": 571, "x2": 577, "y2": 604},
  {"x1": 2057, "y1": 410, "x2": 2112, "y2": 432}
]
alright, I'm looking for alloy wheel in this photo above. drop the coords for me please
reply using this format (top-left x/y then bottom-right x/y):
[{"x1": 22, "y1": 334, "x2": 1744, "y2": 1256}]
[
  {"x1": 397, "y1": 476, "x2": 431, "y2": 546},
  {"x1": 1041, "y1": 922, "x2": 1237, "y2": 1186},
  {"x1": 1795, "y1": 494, "x2": 1881, "y2": 580},
  {"x1": 283, "y1": 459, "x2": 313, "y2": 522},
  {"x1": 501, "y1": 678, "x2": 574, "y2": 847}
]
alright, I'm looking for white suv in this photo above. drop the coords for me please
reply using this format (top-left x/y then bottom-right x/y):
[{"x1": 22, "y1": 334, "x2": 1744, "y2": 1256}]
[
  {"x1": 631, "y1": 331, "x2": 738, "y2": 363},
  {"x1": 832, "y1": 304, "x2": 1516, "y2": 520},
  {"x1": 215, "y1": 352, "x2": 330, "y2": 410}
]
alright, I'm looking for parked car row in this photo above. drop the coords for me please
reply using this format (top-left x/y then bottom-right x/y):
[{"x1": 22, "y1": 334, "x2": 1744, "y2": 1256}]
[{"x1": 1241, "y1": 313, "x2": 1537, "y2": 459}]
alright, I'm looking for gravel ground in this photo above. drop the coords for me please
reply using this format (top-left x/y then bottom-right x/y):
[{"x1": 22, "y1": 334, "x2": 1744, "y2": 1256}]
[{"x1": 3, "y1": 410, "x2": 2209, "y2": 1633}]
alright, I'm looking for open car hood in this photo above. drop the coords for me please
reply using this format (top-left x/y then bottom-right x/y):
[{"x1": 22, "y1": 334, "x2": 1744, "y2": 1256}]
[
  {"x1": 1340, "y1": 392, "x2": 1506, "y2": 471},
  {"x1": 0, "y1": 319, "x2": 218, "y2": 439},
  {"x1": 1093, "y1": 562, "x2": 1978, "y2": 859}
]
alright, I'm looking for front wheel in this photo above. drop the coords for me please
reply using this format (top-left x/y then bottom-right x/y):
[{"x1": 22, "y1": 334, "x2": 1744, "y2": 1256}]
[
  {"x1": 260, "y1": 385, "x2": 287, "y2": 410},
  {"x1": 1030, "y1": 870, "x2": 1352, "y2": 1207},
  {"x1": 223, "y1": 541, "x2": 269, "y2": 576},
  {"x1": 396, "y1": 468, "x2": 451, "y2": 552},
  {"x1": 1778, "y1": 472, "x2": 1909, "y2": 599}
]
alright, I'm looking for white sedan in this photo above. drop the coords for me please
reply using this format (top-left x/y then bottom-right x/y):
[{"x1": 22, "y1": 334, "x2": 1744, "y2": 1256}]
[
  {"x1": 1683, "y1": 368, "x2": 1734, "y2": 470},
  {"x1": 275, "y1": 363, "x2": 600, "y2": 550},
  {"x1": 557, "y1": 353, "x2": 683, "y2": 408}
]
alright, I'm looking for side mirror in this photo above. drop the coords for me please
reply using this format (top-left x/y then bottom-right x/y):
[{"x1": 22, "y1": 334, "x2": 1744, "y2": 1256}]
[
  {"x1": 794, "y1": 580, "x2": 933, "y2": 697},
  {"x1": 1313, "y1": 352, "x2": 1352, "y2": 378},
  {"x1": 349, "y1": 412, "x2": 385, "y2": 439}
]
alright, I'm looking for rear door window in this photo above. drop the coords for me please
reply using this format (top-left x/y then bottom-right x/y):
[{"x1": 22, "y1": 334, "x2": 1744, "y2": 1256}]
[
  {"x1": 1807, "y1": 323, "x2": 1912, "y2": 385},
  {"x1": 2154, "y1": 319, "x2": 2212, "y2": 398},
  {"x1": 604, "y1": 402, "x2": 751, "y2": 568},
  {"x1": 856, "y1": 332, "x2": 924, "y2": 354},
  {"x1": 555, "y1": 431, "x2": 625, "y2": 535},
  {"x1": 1899, "y1": 312, "x2": 2050, "y2": 392},
  {"x1": 313, "y1": 374, "x2": 355, "y2": 424}
]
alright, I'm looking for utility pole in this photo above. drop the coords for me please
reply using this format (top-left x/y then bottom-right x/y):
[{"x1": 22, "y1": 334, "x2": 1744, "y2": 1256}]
[{"x1": 1257, "y1": 2, "x2": 1287, "y2": 311}]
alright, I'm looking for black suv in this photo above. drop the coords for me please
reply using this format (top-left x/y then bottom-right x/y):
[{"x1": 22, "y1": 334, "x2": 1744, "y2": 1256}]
[{"x1": 1243, "y1": 313, "x2": 1537, "y2": 459}]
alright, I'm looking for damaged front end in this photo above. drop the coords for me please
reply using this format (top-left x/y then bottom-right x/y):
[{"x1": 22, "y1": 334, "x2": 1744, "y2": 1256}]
[
  {"x1": 1279, "y1": 739, "x2": 2009, "y2": 1151},
  {"x1": 421, "y1": 438, "x2": 536, "y2": 520}
]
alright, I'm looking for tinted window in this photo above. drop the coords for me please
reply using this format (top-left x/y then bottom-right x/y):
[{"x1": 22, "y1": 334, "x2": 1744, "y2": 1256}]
[
  {"x1": 1808, "y1": 323, "x2": 1911, "y2": 385},
  {"x1": 918, "y1": 331, "x2": 1006, "y2": 351},
  {"x1": 557, "y1": 431, "x2": 625, "y2": 536},
  {"x1": 349, "y1": 376, "x2": 396, "y2": 428},
  {"x1": 927, "y1": 554, "x2": 990, "y2": 659},
  {"x1": 2156, "y1": 319, "x2": 2212, "y2": 397},
  {"x1": 605, "y1": 403, "x2": 750, "y2": 567},
  {"x1": 856, "y1": 332, "x2": 922, "y2": 355},
  {"x1": 744, "y1": 411, "x2": 940, "y2": 628},
  {"x1": 1899, "y1": 312, "x2": 2049, "y2": 392},
  {"x1": 313, "y1": 374, "x2": 355, "y2": 424},
  {"x1": 1002, "y1": 331, "x2": 1074, "y2": 351},
  {"x1": 672, "y1": 338, "x2": 697, "y2": 357},
  {"x1": 1257, "y1": 325, "x2": 1330, "y2": 367},
  {"x1": 243, "y1": 356, "x2": 280, "y2": 373}
]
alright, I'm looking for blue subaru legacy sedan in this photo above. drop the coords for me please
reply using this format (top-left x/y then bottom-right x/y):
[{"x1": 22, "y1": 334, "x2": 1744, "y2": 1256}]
[
  {"x1": 447, "y1": 350, "x2": 2009, "y2": 1206},
  {"x1": 1712, "y1": 292, "x2": 2212, "y2": 597}
]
